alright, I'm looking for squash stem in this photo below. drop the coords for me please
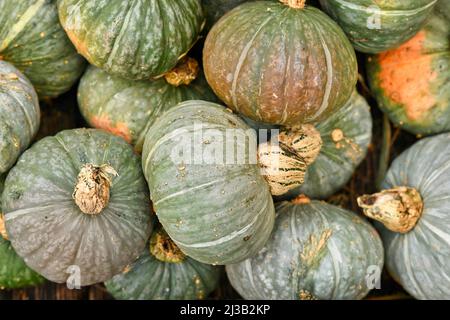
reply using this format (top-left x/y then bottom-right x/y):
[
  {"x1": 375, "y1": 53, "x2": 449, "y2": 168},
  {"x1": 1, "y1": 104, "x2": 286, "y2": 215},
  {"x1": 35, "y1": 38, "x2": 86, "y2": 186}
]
[
  {"x1": 357, "y1": 187, "x2": 423, "y2": 233},
  {"x1": 163, "y1": 57, "x2": 199, "y2": 87},
  {"x1": 150, "y1": 227, "x2": 186, "y2": 263},
  {"x1": 0, "y1": 213, "x2": 8, "y2": 240},
  {"x1": 280, "y1": 0, "x2": 306, "y2": 9}
]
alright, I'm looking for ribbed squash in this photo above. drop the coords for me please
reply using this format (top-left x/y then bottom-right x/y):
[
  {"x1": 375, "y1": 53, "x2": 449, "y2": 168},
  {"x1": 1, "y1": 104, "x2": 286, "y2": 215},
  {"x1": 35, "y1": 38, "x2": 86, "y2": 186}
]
[
  {"x1": 142, "y1": 101, "x2": 275, "y2": 265},
  {"x1": 319, "y1": 0, "x2": 438, "y2": 54},
  {"x1": 367, "y1": 1, "x2": 450, "y2": 136},
  {"x1": 0, "y1": 174, "x2": 45, "y2": 289},
  {"x1": 58, "y1": 0, "x2": 205, "y2": 80},
  {"x1": 203, "y1": 0, "x2": 357, "y2": 126},
  {"x1": 358, "y1": 133, "x2": 450, "y2": 300},
  {"x1": 105, "y1": 226, "x2": 221, "y2": 300},
  {"x1": 2, "y1": 129, "x2": 153, "y2": 286},
  {"x1": 202, "y1": 0, "x2": 249, "y2": 31},
  {"x1": 226, "y1": 200, "x2": 384, "y2": 300},
  {"x1": 0, "y1": 61, "x2": 40, "y2": 174},
  {"x1": 0, "y1": 0, "x2": 85, "y2": 98},
  {"x1": 78, "y1": 58, "x2": 218, "y2": 153}
]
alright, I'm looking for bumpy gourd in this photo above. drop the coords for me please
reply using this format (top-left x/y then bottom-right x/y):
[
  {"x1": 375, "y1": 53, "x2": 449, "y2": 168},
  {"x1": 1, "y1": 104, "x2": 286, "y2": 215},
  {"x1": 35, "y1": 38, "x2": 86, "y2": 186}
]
[
  {"x1": 358, "y1": 133, "x2": 450, "y2": 300},
  {"x1": 226, "y1": 200, "x2": 384, "y2": 300},
  {"x1": 0, "y1": 0, "x2": 85, "y2": 98},
  {"x1": 2, "y1": 129, "x2": 153, "y2": 286}
]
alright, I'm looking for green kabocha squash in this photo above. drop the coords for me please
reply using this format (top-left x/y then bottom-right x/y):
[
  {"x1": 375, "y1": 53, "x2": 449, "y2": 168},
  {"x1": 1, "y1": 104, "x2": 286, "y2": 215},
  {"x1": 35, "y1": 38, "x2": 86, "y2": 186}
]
[
  {"x1": 142, "y1": 101, "x2": 276, "y2": 265},
  {"x1": 2, "y1": 129, "x2": 153, "y2": 286},
  {"x1": 78, "y1": 57, "x2": 218, "y2": 153},
  {"x1": 202, "y1": 0, "x2": 250, "y2": 31},
  {"x1": 358, "y1": 133, "x2": 450, "y2": 300},
  {"x1": 105, "y1": 226, "x2": 220, "y2": 300},
  {"x1": 203, "y1": 0, "x2": 357, "y2": 126},
  {"x1": 278, "y1": 90, "x2": 372, "y2": 200},
  {"x1": 319, "y1": 0, "x2": 438, "y2": 54},
  {"x1": 0, "y1": 60, "x2": 40, "y2": 174},
  {"x1": 0, "y1": 174, "x2": 45, "y2": 289},
  {"x1": 226, "y1": 199, "x2": 384, "y2": 300},
  {"x1": 58, "y1": 0, "x2": 205, "y2": 80},
  {"x1": 367, "y1": 1, "x2": 450, "y2": 136},
  {"x1": 0, "y1": 0, "x2": 86, "y2": 98}
]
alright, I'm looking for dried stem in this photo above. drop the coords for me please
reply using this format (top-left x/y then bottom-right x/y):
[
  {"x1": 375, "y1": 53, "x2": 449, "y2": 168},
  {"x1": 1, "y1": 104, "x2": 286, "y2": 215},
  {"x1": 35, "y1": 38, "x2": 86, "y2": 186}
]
[
  {"x1": 150, "y1": 228, "x2": 186, "y2": 263},
  {"x1": 164, "y1": 57, "x2": 199, "y2": 87},
  {"x1": 279, "y1": 0, "x2": 306, "y2": 9}
]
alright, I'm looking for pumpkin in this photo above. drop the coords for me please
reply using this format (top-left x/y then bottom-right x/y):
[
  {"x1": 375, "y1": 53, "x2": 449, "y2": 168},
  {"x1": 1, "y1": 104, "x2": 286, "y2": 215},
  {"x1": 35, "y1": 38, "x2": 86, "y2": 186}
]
[
  {"x1": 278, "y1": 90, "x2": 372, "y2": 200},
  {"x1": 0, "y1": 60, "x2": 40, "y2": 174},
  {"x1": 78, "y1": 57, "x2": 218, "y2": 153},
  {"x1": 226, "y1": 199, "x2": 384, "y2": 300},
  {"x1": 142, "y1": 100, "x2": 275, "y2": 265},
  {"x1": 0, "y1": 0, "x2": 86, "y2": 98},
  {"x1": 0, "y1": 174, "x2": 45, "y2": 289},
  {"x1": 57, "y1": 0, "x2": 205, "y2": 80},
  {"x1": 105, "y1": 226, "x2": 221, "y2": 300},
  {"x1": 319, "y1": 0, "x2": 438, "y2": 54},
  {"x1": 203, "y1": 0, "x2": 357, "y2": 126},
  {"x1": 358, "y1": 133, "x2": 450, "y2": 300},
  {"x1": 202, "y1": 0, "x2": 249, "y2": 31},
  {"x1": 2, "y1": 128, "x2": 153, "y2": 286},
  {"x1": 366, "y1": 1, "x2": 450, "y2": 136}
]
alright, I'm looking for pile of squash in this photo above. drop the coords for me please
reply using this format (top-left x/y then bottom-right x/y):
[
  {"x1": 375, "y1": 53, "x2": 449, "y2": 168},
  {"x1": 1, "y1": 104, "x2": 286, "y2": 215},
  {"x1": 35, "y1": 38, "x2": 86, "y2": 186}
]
[{"x1": 0, "y1": 0, "x2": 449, "y2": 300}]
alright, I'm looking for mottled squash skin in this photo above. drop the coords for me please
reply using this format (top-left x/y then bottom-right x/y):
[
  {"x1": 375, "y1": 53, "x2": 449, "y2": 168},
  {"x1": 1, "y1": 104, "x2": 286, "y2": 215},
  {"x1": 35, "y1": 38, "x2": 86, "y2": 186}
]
[
  {"x1": 78, "y1": 65, "x2": 218, "y2": 153},
  {"x1": 2, "y1": 129, "x2": 153, "y2": 286},
  {"x1": 226, "y1": 201, "x2": 384, "y2": 300},
  {"x1": 0, "y1": 61, "x2": 40, "y2": 174},
  {"x1": 367, "y1": 1, "x2": 450, "y2": 136},
  {"x1": 319, "y1": 0, "x2": 437, "y2": 54},
  {"x1": 279, "y1": 91, "x2": 372, "y2": 200},
  {"x1": 376, "y1": 133, "x2": 450, "y2": 299},
  {"x1": 0, "y1": 0, "x2": 86, "y2": 98},
  {"x1": 58, "y1": 0, "x2": 205, "y2": 80},
  {"x1": 203, "y1": 1, "x2": 357, "y2": 126},
  {"x1": 202, "y1": 0, "x2": 250, "y2": 31},
  {"x1": 0, "y1": 174, "x2": 45, "y2": 289},
  {"x1": 142, "y1": 101, "x2": 275, "y2": 265}
]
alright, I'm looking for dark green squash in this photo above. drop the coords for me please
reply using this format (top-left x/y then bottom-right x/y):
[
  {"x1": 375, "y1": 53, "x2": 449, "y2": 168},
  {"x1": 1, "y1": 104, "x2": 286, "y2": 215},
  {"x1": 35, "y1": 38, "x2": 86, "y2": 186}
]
[
  {"x1": 105, "y1": 226, "x2": 221, "y2": 300},
  {"x1": 0, "y1": 174, "x2": 45, "y2": 289},
  {"x1": 226, "y1": 199, "x2": 384, "y2": 300},
  {"x1": 358, "y1": 133, "x2": 450, "y2": 300},
  {"x1": 58, "y1": 0, "x2": 205, "y2": 80},
  {"x1": 0, "y1": 0, "x2": 86, "y2": 98},
  {"x1": 202, "y1": 0, "x2": 250, "y2": 31},
  {"x1": 2, "y1": 129, "x2": 153, "y2": 286},
  {"x1": 142, "y1": 100, "x2": 275, "y2": 265},
  {"x1": 0, "y1": 60, "x2": 40, "y2": 174},
  {"x1": 366, "y1": 0, "x2": 450, "y2": 136},
  {"x1": 78, "y1": 58, "x2": 218, "y2": 153},
  {"x1": 319, "y1": 0, "x2": 438, "y2": 54},
  {"x1": 203, "y1": 0, "x2": 357, "y2": 126}
]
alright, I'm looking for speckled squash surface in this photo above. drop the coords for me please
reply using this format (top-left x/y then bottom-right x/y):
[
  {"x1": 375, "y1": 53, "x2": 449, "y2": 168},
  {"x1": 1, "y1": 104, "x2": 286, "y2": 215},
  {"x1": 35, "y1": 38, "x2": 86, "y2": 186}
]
[
  {"x1": 226, "y1": 200, "x2": 384, "y2": 300},
  {"x1": 2, "y1": 129, "x2": 153, "y2": 286},
  {"x1": 0, "y1": 0, "x2": 86, "y2": 98},
  {"x1": 203, "y1": 1, "x2": 357, "y2": 126},
  {"x1": 279, "y1": 90, "x2": 372, "y2": 200},
  {"x1": 0, "y1": 174, "x2": 45, "y2": 290},
  {"x1": 202, "y1": 0, "x2": 249, "y2": 31},
  {"x1": 78, "y1": 64, "x2": 218, "y2": 153},
  {"x1": 366, "y1": 133, "x2": 450, "y2": 299},
  {"x1": 142, "y1": 101, "x2": 275, "y2": 265},
  {"x1": 319, "y1": 0, "x2": 438, "y2": 54},
  {"x1": 58, "y1": 0, "x2": 205, "y2": 80},
  {"x1": 105, "y1": 226, "x2": 220, "y2": 300},
  {"x1": 367, "y1": 1, "x2": 450, "y2": 136},
  {"x1": 0, "y1": 61, "x2": 40, "y2": 174}
]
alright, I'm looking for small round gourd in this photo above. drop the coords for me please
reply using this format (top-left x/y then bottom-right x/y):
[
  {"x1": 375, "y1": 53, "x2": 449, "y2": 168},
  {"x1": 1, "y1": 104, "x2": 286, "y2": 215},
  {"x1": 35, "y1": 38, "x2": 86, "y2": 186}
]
[
  {"x1": 0, "y1": 174, "x2": 45, "y2": 289},
  {"x1": 58, "y1": 0, "x2": 205, "y2": 80},
  {"x1": 0, "y1": 60, "x2": 40, "y2": 174},
  {"x1": 366, "y1": 1, "x2": 450, "y2": 136},
  {"x1": 105, "y1": 226, "x2": 221, "y2": 300},
  {"x1": 203, "y1": 0, "x2": 357, "y2": 126},
  {"x1": 142, "y1": 100, "x2": 276, "y2": 265},
  {"x1": 2, "y1": 129, "x2": 153, "y2": 286},
  {"x1": 319, "y1": 0, "x2": 438, "y2": 54},
  {"x1": 78, "y1": 58, "x2": 218, "y2": 153},
  {"x1": 358, "y1": 133, "x2": 450, "y2": 300},
  {"x1": 226, "y1": 199, "x2": 384, "y2": 300},
  {"x1": 0, "y1": 0, "x2": 86, "y2": 98}
]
